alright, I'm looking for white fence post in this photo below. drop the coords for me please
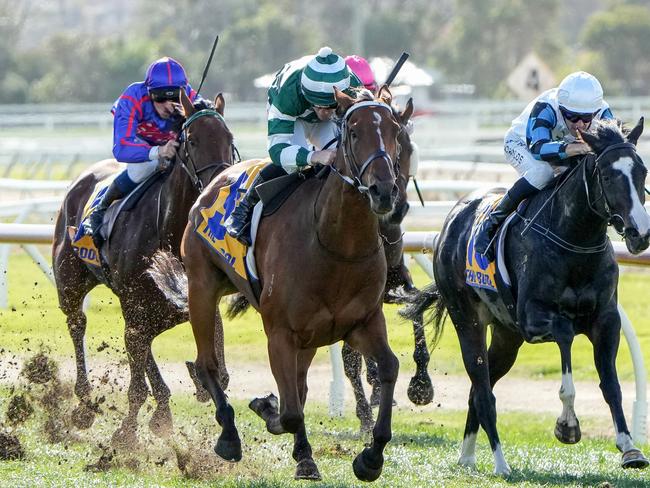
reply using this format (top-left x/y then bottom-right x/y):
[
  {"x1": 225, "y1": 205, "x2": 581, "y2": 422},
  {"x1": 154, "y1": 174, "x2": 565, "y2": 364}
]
[
  {"x1": 618, "y1": 303, "x2": 648, "y2": 444},
  {"x1": 328, "y1": 342, "x2": 346, "y2": 417}
]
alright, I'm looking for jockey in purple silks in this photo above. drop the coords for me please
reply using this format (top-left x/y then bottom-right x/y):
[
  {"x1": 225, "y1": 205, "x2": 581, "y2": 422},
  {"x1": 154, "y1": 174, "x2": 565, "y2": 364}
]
[{"x1": 89, "y1": 56, "x2": 204, "y2": 249}]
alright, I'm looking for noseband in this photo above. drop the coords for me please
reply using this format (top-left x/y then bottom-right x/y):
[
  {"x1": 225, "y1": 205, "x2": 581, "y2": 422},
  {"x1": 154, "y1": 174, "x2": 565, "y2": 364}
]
[
  {"x1": 179, "y1": 109, "x2": 237, "y2": 192},
  {"x1": 330, "y1": 101, "x2": 398, "y2": 193}
]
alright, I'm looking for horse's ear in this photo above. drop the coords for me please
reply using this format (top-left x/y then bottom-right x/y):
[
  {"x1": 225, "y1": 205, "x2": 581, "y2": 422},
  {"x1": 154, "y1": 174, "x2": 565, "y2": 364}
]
[
  {"x1": 180, "y1": 90, "x2": 195, "y2": 117},
  {"x1": 627, "y1": 117, "x2": 644, "y2": 146},
  {"x1": 214, "y1": 93, "x2": 225, "y2": 116},
  {"x1": 334, "y1": 87, "x2": 355, "y2": 116},
  {"x1": 579, "y1": 129, "x2": 599, "y2": 151},
  {"x1": 377, "y1": 84, "x2": 393, "y2": 106},
  {"x1": 399, "y1": 97, "x2": 414, "y2": 125}
]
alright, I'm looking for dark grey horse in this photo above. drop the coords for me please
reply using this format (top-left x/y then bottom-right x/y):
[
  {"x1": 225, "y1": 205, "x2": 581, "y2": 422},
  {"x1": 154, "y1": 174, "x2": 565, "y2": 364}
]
[{"x1": 403, "y1": 118, "x2": 650, "y2": 474}]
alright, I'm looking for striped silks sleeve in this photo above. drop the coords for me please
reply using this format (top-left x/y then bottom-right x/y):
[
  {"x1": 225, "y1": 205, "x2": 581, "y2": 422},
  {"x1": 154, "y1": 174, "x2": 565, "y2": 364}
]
[
  {"x1": 526, "y1": 102, "x2": 566, "y2": 163},
  {"x1": 267, "y1": 102, "x2": 311, "y2": 169}
]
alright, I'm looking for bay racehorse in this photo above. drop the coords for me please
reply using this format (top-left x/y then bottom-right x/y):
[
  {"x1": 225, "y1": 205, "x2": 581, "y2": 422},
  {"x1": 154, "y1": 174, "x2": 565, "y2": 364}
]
[
  {"x1": 52, "y1": 91, "x2": 234, "y2": 446},
  {"x1": 402, "y1": 118, "x2": 650, "y2": 475},
  {"x1": 149, "y1": 87, "x2": 402, "y2": 481},
  {"x1": 342, "y1": 100, "x2": 433, "y2": 434}
]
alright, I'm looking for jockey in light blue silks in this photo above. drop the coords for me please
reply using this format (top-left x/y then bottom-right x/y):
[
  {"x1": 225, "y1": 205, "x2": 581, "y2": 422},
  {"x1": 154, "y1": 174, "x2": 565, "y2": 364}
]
[
  {"x1": 474, "y1": 71, "x2": 614, "y2": 261},
  {"x1": 89, "y1": 57, "x2": 204, "y2": 249},
  {"x1": 224, "y1": 46, "x2": 362, "y2": 246}
]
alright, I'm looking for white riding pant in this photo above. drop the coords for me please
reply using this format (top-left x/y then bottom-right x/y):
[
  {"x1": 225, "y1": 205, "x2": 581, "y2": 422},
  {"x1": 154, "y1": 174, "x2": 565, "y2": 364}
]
[
  {"x1": 126, "y1": 159, "x2": 159, "y2": 183},
  {"x1": 504, "y1": 138, "x2": 555, "y2": 190}
]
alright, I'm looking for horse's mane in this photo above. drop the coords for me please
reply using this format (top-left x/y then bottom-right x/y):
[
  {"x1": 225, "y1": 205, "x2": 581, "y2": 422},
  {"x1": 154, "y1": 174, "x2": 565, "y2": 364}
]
[{"x1": 584, "y1": 119, "x2": 625, "y2": 153}]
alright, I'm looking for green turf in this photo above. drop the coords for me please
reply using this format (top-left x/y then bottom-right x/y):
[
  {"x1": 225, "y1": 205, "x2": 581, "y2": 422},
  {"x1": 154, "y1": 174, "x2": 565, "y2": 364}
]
[
  {"x1": 0, "y1": 383, "x2": 647, "y2": 488},
  {"x1": 1, "y1": 252, "x2": 650, "y2": 381}
]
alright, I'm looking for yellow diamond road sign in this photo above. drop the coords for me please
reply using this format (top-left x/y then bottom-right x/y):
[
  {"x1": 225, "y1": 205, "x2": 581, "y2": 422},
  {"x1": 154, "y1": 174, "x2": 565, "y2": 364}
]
[{"x1": 507, "y1": 52, "x2": 556, "y2": 100}]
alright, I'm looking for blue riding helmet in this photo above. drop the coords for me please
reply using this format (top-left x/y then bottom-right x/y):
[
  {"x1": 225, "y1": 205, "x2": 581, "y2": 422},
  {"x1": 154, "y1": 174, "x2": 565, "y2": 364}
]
[{"x1": 145, "y1": 57, "x2": 188, "y2": 95}]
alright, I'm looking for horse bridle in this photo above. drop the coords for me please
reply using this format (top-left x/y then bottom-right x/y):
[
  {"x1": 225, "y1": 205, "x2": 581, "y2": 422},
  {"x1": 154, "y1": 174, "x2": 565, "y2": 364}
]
[
  {"x1": 178, "y1": 109, "x2": 238, "y2": 192},
  {"x1": 519, "y1": 142, "x2": 645, "y2": 253},
  {"x1": 584, "y1": 141, "x2": 646, "y2": 237},
  {"x1": 329, "y1": 101, "x2": 399, "y2": 193}
]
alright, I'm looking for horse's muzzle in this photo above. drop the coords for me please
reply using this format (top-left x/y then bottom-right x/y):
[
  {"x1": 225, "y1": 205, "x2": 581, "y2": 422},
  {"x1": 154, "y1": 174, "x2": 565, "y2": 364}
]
[
  {"x1": 624, "y1": 228, "x2": 650, "y2": 254},
  {"x1": 368, "y1": 182, "x2": 398, "y2": 215}
]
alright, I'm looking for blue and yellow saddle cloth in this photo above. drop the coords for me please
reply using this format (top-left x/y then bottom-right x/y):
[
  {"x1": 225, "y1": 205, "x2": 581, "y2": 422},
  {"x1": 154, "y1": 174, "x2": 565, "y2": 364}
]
[
  {"x1": 195, "y1": 161, "x2": 266, "y2": 280},
  {"x1": 68, "y1": 174, "x2": 118, "y2": 267},
  {"x1": 465, "y1": 195, "x2": 503, "y2": 292}
]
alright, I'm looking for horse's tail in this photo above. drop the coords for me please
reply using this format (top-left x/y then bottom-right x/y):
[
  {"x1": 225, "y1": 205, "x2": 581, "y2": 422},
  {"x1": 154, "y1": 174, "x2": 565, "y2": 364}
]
[
  {"x1": 226, "y1": 293, "x2": 250, "y2": 319},
  {"x1": 399, "y1": 282, "x2": 446, "y2": 347},
  {"x1": 147, "y1": 250, "x2": 188, "y2": 314}
]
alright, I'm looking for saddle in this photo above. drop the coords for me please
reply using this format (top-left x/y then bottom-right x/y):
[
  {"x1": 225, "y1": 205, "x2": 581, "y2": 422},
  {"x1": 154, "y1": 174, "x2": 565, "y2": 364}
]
[
  {"x1": 465, "y1": 195, "x2": 530, "y2": 328},
  {"x1": 70, "y1": 170, "x2": 167, "y2": 268},
  {"x1": 195, "y1": 162, "x2": 322, "y2": 307}
]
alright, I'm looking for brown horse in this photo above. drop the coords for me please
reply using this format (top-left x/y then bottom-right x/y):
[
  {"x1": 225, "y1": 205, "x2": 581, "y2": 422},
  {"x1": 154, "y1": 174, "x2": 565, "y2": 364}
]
[
  {"x1": 150, "y1": 87, "x2": 402, "y2": 481},
  {"x1": 52, "y1": 91, "x2": 234, "y2": 447},
  {"x1": 342, "y1": 101, "x2": 433, "y2": 433}
]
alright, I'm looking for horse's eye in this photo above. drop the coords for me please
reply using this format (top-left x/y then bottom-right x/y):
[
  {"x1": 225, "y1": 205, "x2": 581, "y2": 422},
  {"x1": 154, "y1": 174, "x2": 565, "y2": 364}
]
[
  {"x1": 188, "y1": 138, "x2": 196, "y2": 146},
  {"x1": 350, "y1": 130, "x2": 358, "y2": 140}
]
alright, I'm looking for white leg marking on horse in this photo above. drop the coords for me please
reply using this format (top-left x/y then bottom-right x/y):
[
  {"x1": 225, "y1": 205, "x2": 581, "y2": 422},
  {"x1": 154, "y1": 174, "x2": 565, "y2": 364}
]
[
  {"x1": 558, "y1": 372, "x2": 578, "y2": 427},
  {"x1": 493, "y1": 443, "x2": 511, "y2": 476},
  {"x1": 613, "y1": 157, "x2": 650, "y2": 236},
  {"x1": 458, "y1": 432, "x2": 477, "y2": 468},
  {"x1": 615, "y1": 428, "x2": 636, "y2": 453}
]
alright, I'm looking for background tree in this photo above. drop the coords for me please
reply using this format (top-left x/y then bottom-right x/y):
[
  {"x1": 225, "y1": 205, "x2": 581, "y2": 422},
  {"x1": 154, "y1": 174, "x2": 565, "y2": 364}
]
[{"x1": 581, "y1": 3, "x2": 650, "y2": 95}]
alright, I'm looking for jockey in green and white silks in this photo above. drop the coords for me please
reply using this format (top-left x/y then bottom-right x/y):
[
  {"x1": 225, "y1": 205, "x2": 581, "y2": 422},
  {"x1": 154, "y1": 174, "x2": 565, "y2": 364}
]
[
  {"x1": 474, "y1": 71, "x2": 615, "y2": 261},
  {"x1": 225, "y1": 46, "x2": 362, "y2": 245},
  {"x1": 266, "y1": 46, "x2": 362, "y2": 172}
]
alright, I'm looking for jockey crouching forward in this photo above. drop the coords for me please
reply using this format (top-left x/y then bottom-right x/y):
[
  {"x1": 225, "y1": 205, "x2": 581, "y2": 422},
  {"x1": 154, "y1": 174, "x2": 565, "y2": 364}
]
[
  {"x1": 224, "y1": 46, "x2": 362, "y2": 246},
  {"x1": 89, "y1": 56, "x2": 205, "y2": 250},
  {"x1": 474, "y1": 71, "x2": 615, "y2": 261}
]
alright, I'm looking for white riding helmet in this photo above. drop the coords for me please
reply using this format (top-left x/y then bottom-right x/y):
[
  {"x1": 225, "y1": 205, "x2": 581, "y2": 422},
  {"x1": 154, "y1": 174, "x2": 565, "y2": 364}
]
[{"x1": 557, "y1": 71, "x2": 603, "y2": 114}]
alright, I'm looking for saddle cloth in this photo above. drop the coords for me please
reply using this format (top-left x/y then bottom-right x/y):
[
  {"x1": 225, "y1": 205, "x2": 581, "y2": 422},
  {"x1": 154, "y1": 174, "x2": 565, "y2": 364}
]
[
  {"x1": 195, "y1": 161, "x2": 267, "y2": 282},
  {"x1": 69, "y1": 169, "x2": 162, "y2": 267},
  {"x1": 465, "y1": 195, "x2": 518, "y2": 293}
]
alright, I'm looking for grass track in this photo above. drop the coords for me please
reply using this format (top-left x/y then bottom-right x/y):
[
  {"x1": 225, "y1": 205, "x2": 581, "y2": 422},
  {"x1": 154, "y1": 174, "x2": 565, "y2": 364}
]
[
  {"x1": 1, "y1": 252, "x2": 650, "y2": 381},
  {"x1": 0, "y1": 389, "x2": 648, "y2": 487}
]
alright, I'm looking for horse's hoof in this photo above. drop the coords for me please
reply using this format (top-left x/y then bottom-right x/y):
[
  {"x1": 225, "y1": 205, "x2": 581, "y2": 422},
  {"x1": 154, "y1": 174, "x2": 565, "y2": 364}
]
[
  {"x1": 352, "y1": 448, "x2": 383, "y2": 482},
  {"x1": 111, "y1": 426, "x2": 139, "y2": 450},
  {"x1": 214, "y1": 434, "x2": 242, "y2": 462},
  {"x1": 295, "y1": 458, "x2": 321, "y2": 480},
  {"x1": 621, "y1": 449, "x2": 649, "y2": 469},
  {"x1": 149, "y1": 406, "x2": 173, "y2": 438},
  {"x1": 71, "y1": 403, "x2": 96, "y2": 430},
  {"x1": 458, "y1": 455, "x2": 476, "y2": 470},
  {"x1": 407, "y1": 374, "x2": 434, "y2": 405},
  {"x1": 494, "y1": 463, "x2": 512, "y2": 477},
  {"x1": 554, "y1": 419, "x2": 581, "y2": 444},
  {"x1": 249, "y1": 393, "x2": 279, "y2": 418}
]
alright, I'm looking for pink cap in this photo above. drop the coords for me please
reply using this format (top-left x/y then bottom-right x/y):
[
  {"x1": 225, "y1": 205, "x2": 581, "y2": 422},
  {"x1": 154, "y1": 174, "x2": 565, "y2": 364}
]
[{"x1": 345, "y1": 55, "x2": 378, "y2": 92}]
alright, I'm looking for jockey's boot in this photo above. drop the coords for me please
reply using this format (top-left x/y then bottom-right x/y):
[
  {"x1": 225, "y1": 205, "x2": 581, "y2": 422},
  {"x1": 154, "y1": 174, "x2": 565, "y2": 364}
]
[
  {"x1": 474, "y1": 177, "x2": 538, "y2": 261},
  {"x1": 224, "y1": 172, "x2": 265, "y2": 247},
  {"x1": 89, "y1": 178, "x2": 130, "y2": 251}
]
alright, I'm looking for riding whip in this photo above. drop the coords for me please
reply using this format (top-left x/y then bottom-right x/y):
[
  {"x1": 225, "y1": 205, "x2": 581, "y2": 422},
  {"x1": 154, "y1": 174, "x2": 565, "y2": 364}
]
[
  {"x1": 384, "y1": 52, "x2": 409, "y2": 87},
  {"x1": 197, "y1": 35, "x2": 219, "y2": 95},
  {"x1": 413, "y1": 178, "x2": 425, "y2": 207}
]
